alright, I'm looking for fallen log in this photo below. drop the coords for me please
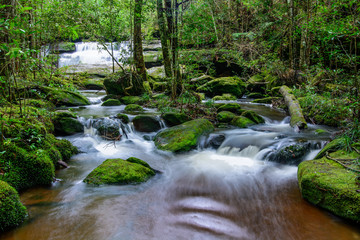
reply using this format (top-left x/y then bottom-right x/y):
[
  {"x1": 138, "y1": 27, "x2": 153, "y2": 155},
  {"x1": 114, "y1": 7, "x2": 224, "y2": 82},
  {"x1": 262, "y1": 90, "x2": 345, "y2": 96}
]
[{"x1": 279, "y1": 85, "x2": 307, "y2": 130}]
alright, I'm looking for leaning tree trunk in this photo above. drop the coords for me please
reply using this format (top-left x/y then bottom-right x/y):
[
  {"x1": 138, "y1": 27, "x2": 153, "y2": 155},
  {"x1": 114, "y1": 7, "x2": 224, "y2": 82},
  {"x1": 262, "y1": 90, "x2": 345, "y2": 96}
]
[
  {"x1": 133, "y1": 0, "x2": 147, "y2": 82},
  {"x1": 280, "y1": 85, "x2": 307, "y2": 131}
]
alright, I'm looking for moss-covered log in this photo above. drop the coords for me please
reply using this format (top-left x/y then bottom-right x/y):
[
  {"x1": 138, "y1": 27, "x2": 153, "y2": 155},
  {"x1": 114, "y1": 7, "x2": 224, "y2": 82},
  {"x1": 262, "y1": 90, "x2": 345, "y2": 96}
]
[{"x1": 279, "y1": 85, "x2": 307, "y2": 130}]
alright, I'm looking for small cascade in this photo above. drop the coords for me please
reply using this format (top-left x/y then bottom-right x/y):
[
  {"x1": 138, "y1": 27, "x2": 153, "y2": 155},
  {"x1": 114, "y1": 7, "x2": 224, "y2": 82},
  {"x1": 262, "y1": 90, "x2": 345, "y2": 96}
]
[{"x1": 58, "y1": 42, "x2": 130, "y2": 67}]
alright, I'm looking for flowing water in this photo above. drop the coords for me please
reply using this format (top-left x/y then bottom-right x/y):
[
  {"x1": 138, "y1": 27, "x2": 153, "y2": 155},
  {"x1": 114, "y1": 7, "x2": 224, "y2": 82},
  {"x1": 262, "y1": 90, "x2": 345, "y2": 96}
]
[
  {"x1": 2, "y1": 43, "x2": 360, "y2": 239},
  {"x1": 2, "y1": 90, "x2": 360, "y2": 240}
]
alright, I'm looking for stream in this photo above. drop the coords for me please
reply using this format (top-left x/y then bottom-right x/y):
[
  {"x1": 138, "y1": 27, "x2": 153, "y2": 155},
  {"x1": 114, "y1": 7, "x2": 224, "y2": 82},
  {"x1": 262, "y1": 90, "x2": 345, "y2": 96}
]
[
  {"x1": 1, "y1": 90, "x2": 360, "y2": 240},
  {"x1": 2, "y1": 42, "x2": 360, "y2": 239}
]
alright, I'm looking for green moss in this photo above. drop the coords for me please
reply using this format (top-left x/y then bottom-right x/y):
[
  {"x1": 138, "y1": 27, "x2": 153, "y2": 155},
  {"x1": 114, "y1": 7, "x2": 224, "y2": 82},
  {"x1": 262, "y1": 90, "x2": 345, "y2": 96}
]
[
  {"x1": 298, "y1": 150, "x2": 360, "y2": 222},
  {"x1": 315, "y1": 138, "x2": 347, "y2": 160},
  {"x1": 121, "y1": 96, "x2": 143, "y2": 105},
  {"x1": 217, "y1": 111, "x2": 236, "y2": 123},
  {"x1": 126, "y1": 157, "x2": 152, "y2": 169},
  {"x1": 315, "y1": 129, "x2": 329, "y2": 135},
  {"x1": 241, "y1": 110, "x2": 265, "y2": 124},
  {"x1": 217, "y1": 103, "x2": 244, "y2": 114},
  {"x1": 101, "y1": 99, "x2": 122, "y2": 106},
  {"x1": 162, "y1": 112, "x2": 192, "y2": 127},
  {"x1": 154, "y1": 119, "x2": 214, "y2": 152},
  {"x1": 230, "y1": 116, "x2": 255, "y2": 128},
  {"x1": 124, "y1": 104, "x2": 144, "y2": 112},
  {"x1": 52, "y1": 112, "x2": 83, "y2": 136},
  {"x1": 212, "y1": 94, "x2": 237, "y2": 101},
  {"x1": 0, "y1": 144, "x2": 55, "y2": 191},
  {"x1": 0, "y1": 181, "x2": 27, "y2": 232},
  {"x1": 252, "y1": 97, "x2": 280, "y2": 104},
  {"x1": 26, "y1": 99, "x2": 55, "y2": 110},
  {"x1": 153, "y1": 82, "x2": 168, "y2": 92},
  {"x1": 46, "y1": 134, "x2": 78, "y2": 162},
  {"x1": 196, "y1": 77, "x2": 246, "y2": 97},
  {"x1": 40, "y1": 86, "x2": 90, "y2": 107},
  {"x1": 116, "y1": 113, "x2": 129, "y2": 124},
  {"x1": 133, "y1": 115, "x2": 161, "y2": 132},
  {"x1": 83, "y1": 158, "x2": 155, "y2": 185}
]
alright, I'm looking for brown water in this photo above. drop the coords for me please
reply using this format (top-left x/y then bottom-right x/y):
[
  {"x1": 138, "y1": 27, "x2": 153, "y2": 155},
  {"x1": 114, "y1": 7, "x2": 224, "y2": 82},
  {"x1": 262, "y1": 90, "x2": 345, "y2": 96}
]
[{"x1": 1, "y1": 98, "x2": 360, "y2": 240}]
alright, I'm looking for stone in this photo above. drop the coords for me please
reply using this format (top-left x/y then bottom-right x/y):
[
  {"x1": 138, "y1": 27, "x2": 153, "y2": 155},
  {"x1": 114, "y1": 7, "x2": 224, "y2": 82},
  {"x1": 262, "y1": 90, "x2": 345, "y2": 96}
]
[
  {"x1": 196, "y1": 77, "x2": 246, "y2": 98},
  {"x1": 133, "y1": 115, "x2": 161, "y2": 132},
  {"x1": 154, "y1": 119, "x2": 214, "y2": 152},
  {"x1": 52, "y1": 111, "x2": 83, "y2": 136},
  {"x1": 217, "y1": 111, "x2": 236, "y2": 123},
  {"x1": 124, "y1": 104, "x2": 144, "y2": 112},
  {"x1": 162, "y1": 112, "x2": 192, "y2": 127},
  {"x1": 230, "y1": 116, "x2": 255, "y2": 128},
  {"x1": 83, "y1": 158, "x2": 155, "y2": 185},
  {"x1": 217, "y1": 103, "x2": 244, "y2": 114},
  {"x1": 241, "y1": 110, "x2": 265, "y2": 124},
  {"x1": 101, "y1": 99, "x2": 122, "y2": 106},
  {"x1": 267, "y1": 143, "x2": 310, "y2": 165}
]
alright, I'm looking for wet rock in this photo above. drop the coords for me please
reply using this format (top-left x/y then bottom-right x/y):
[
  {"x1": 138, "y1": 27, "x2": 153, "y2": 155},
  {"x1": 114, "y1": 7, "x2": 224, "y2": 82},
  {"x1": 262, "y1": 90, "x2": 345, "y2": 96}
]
[
  {"x1": 83, "y1": 158, "x2": 155, "y2": 185},
  {"x1": 217, "y1": 111, "x2": 236, "y2": 123},
  {"x1": 52, "y1": 111, "x2": 83, "y2": 136},
  {"x1": 230, "y1": 116, "x2": 255, "y2": 128},
  {"x1": 101, "y1": 99, "x2": 122, "y2": 106},
  {"x1": 116, "y1": 113, "x2": 129, "y2": 124},
  {"x1": 31, "y1": 86, "x2": 90, "y2": 107},
  {"x1": 206, "y1": 134, "x2": 226, "y2": 149},
  {"x1": 298, "y1": 149, "x2": 360, "y2": 222},
  {"x1": 133, "y1": 115, "x2": 161, "y2": 132},
  {"x1": 217, "y1": 103, "x2": 244, "y2": 114},
  {"x1": 0, "y1": 181, "x2": 27, "y2": 231},
  {"x1": 196, "y1": 77, "x2": 246, "y2": 98},
  {"x1": 252, "y1": 97, "x2": 280, "y2": 104},
  {"x1": 267, "y1": 143, "x2": 310, "y2": 165},
  {"x1": 154, "y1": 119, "x2": 214, "y2": 152},
  {"x1": 92, "y1": 118, "x2": 121, "y2": 140},
  {"x1": 162, "y1": 112, "x2": 191, "y2": 127},
  {"x1": 241, "y1": 110, "x2": 265, "y2": 124},
  {"x1": 315, "y1": 138, "x2": 347, "y2": 160},
  {"x1": 124, "y1": 104, "x2": 144, "y2": 112},
  {"x1": 212, "y1": 94, "x2": 237, "y2": 101}
]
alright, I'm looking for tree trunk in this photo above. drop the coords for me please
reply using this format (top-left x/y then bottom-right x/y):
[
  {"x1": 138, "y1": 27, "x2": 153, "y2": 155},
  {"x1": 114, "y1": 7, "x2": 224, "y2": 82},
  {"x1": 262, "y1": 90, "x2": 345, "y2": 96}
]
[
  {"x1": 280, "y1": 85, "x2": 307, "y2": 130},
  {"x1": 156, "y1": 0, "x2": 172, "y2": 78},
  {"x1": 133, "y1": 0, "x2": 147, "y2": 82}
]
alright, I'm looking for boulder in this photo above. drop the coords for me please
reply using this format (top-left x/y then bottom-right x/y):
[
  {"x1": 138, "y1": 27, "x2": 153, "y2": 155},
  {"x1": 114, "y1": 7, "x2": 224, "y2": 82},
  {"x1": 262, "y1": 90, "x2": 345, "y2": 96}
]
[
  {"x1": 217, "y1": 103, "x2": 244, "y2": 114},
  {"x1": 101, "y1": 99, "x2": 122, "y2": 106},
  {"x1": 217, "y1": 111, "x2": 236, "y2": 123},
  {"x1": 298, "y1": 149, "x2": 360, "y2": 222},
  {"x1": 267, "y1": 143, "x2": 310, "y2": 165},
  {"x1": 52, "y1": 111, "x2": 83, "y2": 136},
  {"x1": 162, "y1": 112, "x2": 192, "y2": 127},
  {"x1": 0, "y1": 181, "x2": 27, "y2": 231},
  {"x1": 154, "y1": 119, "x2": 214, "y2": 152},
  {"x1": 36, "y1": 86, "x2": 90, "y2": 107},
  {"x1": 241, "y1": 110, "x2": 265, "y2": 124},
  {"x1": 92, "y1": 118, "x2": 121, "y2": 140},
  {"x1": 212, "y1": 94, "x2": 237, "y2": 101},
  {"x1": 147, "y1": 66, "x2": 165, "y2": 81},
  {"x1": 315, "y1": 138, "x2": 347, "y2": 160},
  {"x1": 116, "y1": 113, "x2": 129, "y2": 124},
  {"x1": 133, "y1": 115, "x2": 161, "y2": 132},
  {"x1": 196, "y1": 77, "x2": 246, "y2": 98},
  {"x1": 206, "y1": 134, "x2": 226, "y2": 149},
  {"x1": 124, "y1": 104, "x2": 144, "y2": 112},
  {"x1": 230, "y1": 116, "x2": 255, "y2": 128},
  {"x1": 83, "y1": 158, "x2": 155, "y2": 185},
  {"x1": 252, "y1": 97, "x2": 280, "y2": 104},
  {"x1": 103, "y1": 71, "x2": 146, "y2": 96}
]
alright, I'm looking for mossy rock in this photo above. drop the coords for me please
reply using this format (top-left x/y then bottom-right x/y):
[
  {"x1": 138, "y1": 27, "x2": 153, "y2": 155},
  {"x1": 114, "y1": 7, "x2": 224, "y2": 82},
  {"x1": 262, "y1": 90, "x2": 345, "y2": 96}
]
[
  {"x1": 83, "y1": 158, "x2": 155, "y2": 185},
  {"x1": 212, "y1": 94, "x2": 237, "y2": 101},
  {"x1": 230, "y1": 116, "x2": 255, "y2": 128},
  {"x1": 101, "y1": 99, "x2": 122, "y2": 106},
  {"x1": 0, "y1": 181, "x2": 27, "y2": 232},
  {"x1": 196, "y1": 77, "x2": 246, "y2": 98},
  {"x1": 268, "y1": 143, "x2": 310, "y2": 165},
  {"x1": 217, "y1": 111, "x2": 236, "y2": 123},
  {"x1": 46, "y1": 134, "x2": 78, "y2": 162},
  {"x1": 315, "y1": 129, "x2": 329, "y2": 135},
  {"x1": 83, "y1": 80, "x2": 104, "y2": 90},
  {"x1": 147, "y1": 66, "x2": 165, "y2": 81},
  {"x1": 241, "y1": 110, "x2": 265, "y2": 124},
  {"x1": 126, "y1": 157, "x2": 152, "y2": 169},
  {"x1": 252, "y1": 97, "x2": 280, "y2": 104},
  {"x1": 0, "y1": 143, "x2": 55, "y2": 191},
  {"x1": 52, "y1": 111, "x2": 83, "y2": 136},
  {"x1": 121, "y1": 96, "x2": 143, "y2": 105},
  {"x1": 154, "y1": 119, "x2": 214, "y2": 152},
  {"x1": 298, "y1": 150, "x2": 360, "y2": 222},
  {"x1": 217, "y1": 103, "x2": 244, "y2": 114},
  {"x1": 153, "y1": 82, "x2": 168, "y2": 92},
  {"x1": 35, "y1": 86, "x2": 90, "y2": 107},
  {"x1": 315, "y1": 138, "x2": 347, "y2": 160},
  {"x1": 124, "y1": 104, "x2": 144, "y2": 112},
  {"x1": 116, "y1": 113, "x2": 129, "y2": 124},
  {"x1": 162, "y1": 112, "x2": 192, "y2": 127},
  {"x1": 26, "y1": 99, "x2": 55, "y2": 110},
  {"x1": 103, "y1": 71, "x2": 146, "y2": 96},
  {"x1": 246, "y1": 92, "x2": 265, "y2": 99},
  {"x1": 133, "y1": 115, "x2": 161, "y2": 132}
]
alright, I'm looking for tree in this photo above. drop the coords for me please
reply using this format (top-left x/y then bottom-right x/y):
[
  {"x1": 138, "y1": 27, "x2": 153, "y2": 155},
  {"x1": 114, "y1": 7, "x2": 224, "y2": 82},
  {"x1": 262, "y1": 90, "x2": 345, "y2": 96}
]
[{"x1": 133, "y1": 0, "x2": 147, "y2": 82}]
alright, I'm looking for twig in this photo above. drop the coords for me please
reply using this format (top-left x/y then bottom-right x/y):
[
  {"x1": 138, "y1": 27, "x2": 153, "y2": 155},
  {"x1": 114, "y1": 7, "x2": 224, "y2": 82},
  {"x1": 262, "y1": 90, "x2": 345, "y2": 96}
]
[{"x1": 326, "y1": 152, "x2": 360, "y2": 173}]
